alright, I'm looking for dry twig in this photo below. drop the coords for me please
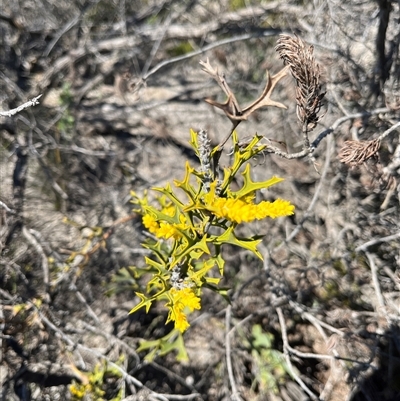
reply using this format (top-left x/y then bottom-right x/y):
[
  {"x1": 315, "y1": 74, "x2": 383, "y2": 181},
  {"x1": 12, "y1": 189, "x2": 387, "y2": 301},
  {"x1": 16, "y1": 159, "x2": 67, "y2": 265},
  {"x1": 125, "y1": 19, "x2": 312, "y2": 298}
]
[
  {"x1": 276, "y1": 307, "x2": 320, "y2": 401},
  {"x1": 200, "y1": 58, "x2": 288, "y2": 148},
  {"x1": 0, "y1": 95, "x2": 42, "y2": 117},
  {"x1": 225, "y1": 305, "x2": 244, "y2": 401},
  {"x1": 356, "y1": 232, "x2": 400, "y2": 253}
]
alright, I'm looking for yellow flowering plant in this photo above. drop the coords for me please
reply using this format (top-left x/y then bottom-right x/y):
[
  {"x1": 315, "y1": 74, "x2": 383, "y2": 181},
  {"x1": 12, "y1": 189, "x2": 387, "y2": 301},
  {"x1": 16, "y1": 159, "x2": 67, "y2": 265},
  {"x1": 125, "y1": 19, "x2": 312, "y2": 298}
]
[
  {"x1": 69, "y1": 361, "x2": 123, "y2": 401},
  {"x1": 129, "y1": 128, "x2": 294, "y2": 359}
]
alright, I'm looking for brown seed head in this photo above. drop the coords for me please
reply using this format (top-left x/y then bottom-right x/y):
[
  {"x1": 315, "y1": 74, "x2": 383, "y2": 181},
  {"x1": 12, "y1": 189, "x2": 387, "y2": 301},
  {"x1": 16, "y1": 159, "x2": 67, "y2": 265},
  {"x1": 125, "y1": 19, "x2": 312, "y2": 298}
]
[
  {"x1": 275, "y1": 35, "x2": 325, "y2": 132},
  {"x1": 338, "y1": 139, "x2": 381, "y2": 167}
]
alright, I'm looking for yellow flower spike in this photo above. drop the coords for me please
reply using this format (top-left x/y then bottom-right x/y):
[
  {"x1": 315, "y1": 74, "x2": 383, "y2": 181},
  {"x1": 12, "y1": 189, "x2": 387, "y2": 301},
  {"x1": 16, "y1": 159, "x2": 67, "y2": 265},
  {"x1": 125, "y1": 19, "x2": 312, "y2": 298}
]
[
  {"x1": 142, "y1": 211, "x2": 186, "y2": 240},
  {"x1": 179, "y1": 288, "x2": 201, "y2": 311},
  {"x1": 69, "y1": 383, "x2": 85, "y2": 399},
  {"x1": 204, "y1": 195, "x2": 294, "y2": 224},
  {"x1": 255, "y1": 199, "x2": 295, "y2": 219}
]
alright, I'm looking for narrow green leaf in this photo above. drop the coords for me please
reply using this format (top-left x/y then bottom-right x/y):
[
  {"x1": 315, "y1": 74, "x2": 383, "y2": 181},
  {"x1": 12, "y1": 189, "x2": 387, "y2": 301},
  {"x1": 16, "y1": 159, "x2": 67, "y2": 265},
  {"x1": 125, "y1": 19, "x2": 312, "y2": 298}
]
[{"x1": 211, "y1": 226, "x2": 263, "y2": 260}]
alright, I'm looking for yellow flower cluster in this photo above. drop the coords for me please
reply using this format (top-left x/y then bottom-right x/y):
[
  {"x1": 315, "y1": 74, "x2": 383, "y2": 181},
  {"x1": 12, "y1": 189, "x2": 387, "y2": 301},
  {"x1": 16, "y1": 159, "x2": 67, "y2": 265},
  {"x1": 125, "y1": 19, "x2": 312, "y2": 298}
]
[
  {"x1": 206, "y1": 197, "x2": 295, "y2": 224},
  {"x1": 69, "y1": 383, "x2": 87, "y2": 399},
  {"x1": 166, "y1": 287, "x2": 201, "y2": 332},
  {"x1": 142, "y1": 214, "x2": 180, "y2": 240},
  {"x1": 69, "y1": 383, "x2": 103, "y2": 400},
  {"x1": 142, "y1": 214, "x2": 159, "y2": 234}
]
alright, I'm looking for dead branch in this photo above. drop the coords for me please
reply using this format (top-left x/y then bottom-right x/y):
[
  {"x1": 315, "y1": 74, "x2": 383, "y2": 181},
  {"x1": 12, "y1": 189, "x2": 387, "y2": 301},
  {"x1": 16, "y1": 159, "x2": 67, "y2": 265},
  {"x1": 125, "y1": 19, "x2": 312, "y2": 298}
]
[
  {"x1": 276, "y1": 307, "x2": 320, "y2": 401},
  {"x1": 263, "y1": 106, "x2": 396, "y2": 161},
  {"x1": 200, "y1": 57, "x2": 288, "y2": 148},
  {"x1": 366, "y1": 252, "x2": 386, "y2": 311},
  {"x1": 200, "y1": 58, "x2": 288, "y2": 124},
  {"x1": 225, "y1": 305, "x2": 244, "y2": 401},
  {"x1": 0, "y1": 95, "x2": 42, "y2": 117},
  {"x1": 355, "y1": 231, "x2": 400, "y2": 253}
]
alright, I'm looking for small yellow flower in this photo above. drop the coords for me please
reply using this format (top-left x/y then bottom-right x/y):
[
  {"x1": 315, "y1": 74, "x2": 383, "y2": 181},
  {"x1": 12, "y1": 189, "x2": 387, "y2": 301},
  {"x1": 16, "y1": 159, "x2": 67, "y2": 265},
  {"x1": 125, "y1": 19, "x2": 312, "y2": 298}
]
[
  {"x1": 174, "y1": 308, "x2": 190, "y2": 332},
  {"x1": 157, "y1": 222, "x2": 177, "y2": 239},
  {"x1": 143, "y1": 214, "x2": 184, "y2": 240},
  {"x1": 202, "y1": 177, "x2": 294, "y2": 223},
  {"x1": 162, "y1": 204, "x2": 176, "y2": 217},
  {"x1": 69, "y1": 383, "x2": 90, "y2": 399},
  {"x1": 166, "y1": 287, "x2": 201, "y2": 332},
  {"x1": 142, "y1": 214, "x2": 159, "y2": 234},
  {"x1": 176, "y1": 287, "x2": 201, "y2": 311}
]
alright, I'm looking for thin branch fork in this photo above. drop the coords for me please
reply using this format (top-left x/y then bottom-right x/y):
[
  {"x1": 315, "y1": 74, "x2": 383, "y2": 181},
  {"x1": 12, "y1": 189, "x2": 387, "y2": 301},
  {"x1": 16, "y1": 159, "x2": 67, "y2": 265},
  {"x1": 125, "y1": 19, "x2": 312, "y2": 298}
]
[
  {"x1": 200, "y1": 59, "x2": 288, "y2": 122},
  {"x1": 200, "y1": 58, "x2": 288, "y2": 149},
  {"x1": 276, "y1": 307, "x2": 320, "y2": 401}
]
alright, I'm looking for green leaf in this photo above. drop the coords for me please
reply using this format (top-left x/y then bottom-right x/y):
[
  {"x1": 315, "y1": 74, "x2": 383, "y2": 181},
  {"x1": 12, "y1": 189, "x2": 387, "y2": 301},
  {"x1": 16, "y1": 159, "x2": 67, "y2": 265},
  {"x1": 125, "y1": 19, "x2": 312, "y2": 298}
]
[
  {"x1": 203, "y1": 283, "x2": 231, "y2": 303},
  {"x1": 143, "y1": 243, "x2": 171, "y2": 266},
  {"x1": 105, "y1": 266, "x2": 143, "y2": 296},
  {"x1": 211, "y1": 226, "x2": 263, "y2": 259},
  {"x1": 252, "y1": 324, "x2": 273, "y2": 349},
  {"x1": 137, "y1": 330, "x2": 189, "y2": 362},
  {"x1": 142, "y1": 205, "x2": 177, "y2": 225},
  {"x1": 189, "y1": 128, "x2": 200, "y2": 158},
  {"x1": 188, "y1": 258, "x2": 219, "y2": 286},
  {"x1": 129, "y1": 292, "x2": 154, "y2": 314},
  {"x1": 233, "y1": 164, "x2": 284, "y2": 199},
  {"x1": 152, "y1": 182, "x2": 186, "y2": 210},
  {"x1": 231, "y1": 132, "x2": 266, "y2": 170},
  {"x1": 158, "y1": 332, "x2": 189, "y2": 361},
  {"x1": 174, "y1": 162, "x2": 199, "y2": 201},
  {"x1": 170, "y1": 234, "x2": 210, "y2": 268}
]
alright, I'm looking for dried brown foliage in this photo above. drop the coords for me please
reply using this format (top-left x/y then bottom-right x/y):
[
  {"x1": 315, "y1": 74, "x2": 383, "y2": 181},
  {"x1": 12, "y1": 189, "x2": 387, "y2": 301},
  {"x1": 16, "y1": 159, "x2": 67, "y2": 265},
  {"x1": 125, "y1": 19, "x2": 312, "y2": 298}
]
[
  {"x1": 275, "y1": 34, "x2": 325, "y2": 132},
  {"x1": 338, "y1": 139, "x2": 381, "y2": 167}
]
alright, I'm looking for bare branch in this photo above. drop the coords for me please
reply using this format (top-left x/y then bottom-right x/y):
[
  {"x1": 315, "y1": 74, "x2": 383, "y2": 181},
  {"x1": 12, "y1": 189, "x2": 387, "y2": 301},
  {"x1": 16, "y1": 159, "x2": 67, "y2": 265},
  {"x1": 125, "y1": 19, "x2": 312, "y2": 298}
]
[
  {"x1": 355, "y1": 231, "x2": 400, "y2": 253},
  {"x1": 200, "y1": 57, "x2": 288, "y2": 149},
  {"x1": 274, "y1": 135, "x2": 333, "y2": 249},
  {"x1": 378, "y1": 120, "x2": 400, "y2": 141},
  {"x1": 0, "y1": 95, "x2": 42, "y2": 117},
  {"x1": 366, "y1": 252, "x2": 386, "y2": 311},
  {"x1": 22, "y1": 226, "x2": 50, "y2": 298},
  {"x1": 312, "y1": 107, "x2": 392, "y2": 148},
  {"x1": 200, "y1": 59, "x2": 288, "y2": 124},
  {"x1": 277, "y1": 307, "x2": 320, "y2": 401},
  {"x1": 0, "y1": 200, "x2": 16, "y2": 214},
  {"x1": 225, "y1": 305, "x2": 244, "y2": 401},
  {"x1": 263, "y1": 107, "x2": 395, "y2": 160}
]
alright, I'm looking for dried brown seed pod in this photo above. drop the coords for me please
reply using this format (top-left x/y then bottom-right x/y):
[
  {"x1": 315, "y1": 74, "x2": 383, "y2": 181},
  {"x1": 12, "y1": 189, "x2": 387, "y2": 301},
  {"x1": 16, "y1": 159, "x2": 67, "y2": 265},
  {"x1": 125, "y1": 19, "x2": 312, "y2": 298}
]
[{"x1": 275, "y1": 35, "x2": 325, "y2": 133}]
